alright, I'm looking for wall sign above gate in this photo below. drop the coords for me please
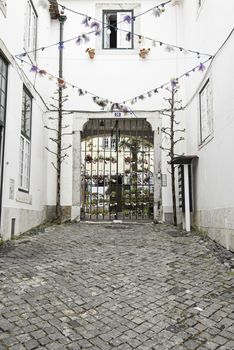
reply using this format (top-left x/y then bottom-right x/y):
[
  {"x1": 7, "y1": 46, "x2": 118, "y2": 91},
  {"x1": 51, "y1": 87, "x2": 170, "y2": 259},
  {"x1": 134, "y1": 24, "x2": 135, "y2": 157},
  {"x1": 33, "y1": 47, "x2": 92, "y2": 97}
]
[{"x1": 112, "y1": 112, "x2": 122, "y2": 118}]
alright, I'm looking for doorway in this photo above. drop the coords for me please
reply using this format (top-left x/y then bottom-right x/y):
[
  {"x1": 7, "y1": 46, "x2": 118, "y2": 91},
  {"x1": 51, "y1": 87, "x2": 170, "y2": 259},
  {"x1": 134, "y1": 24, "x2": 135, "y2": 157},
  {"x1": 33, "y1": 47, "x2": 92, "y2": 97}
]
[{"x1": 81, "y1": 118, "x2": 154, "y2": 221}]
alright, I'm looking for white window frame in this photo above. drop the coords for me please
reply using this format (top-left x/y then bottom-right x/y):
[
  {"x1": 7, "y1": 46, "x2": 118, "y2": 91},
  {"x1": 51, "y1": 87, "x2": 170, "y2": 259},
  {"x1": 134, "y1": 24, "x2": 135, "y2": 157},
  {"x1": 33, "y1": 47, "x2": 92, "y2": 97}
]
[
  {"x1": 19, "y1": 136, "x2": 31, "y2": 192},
  {"x1": 103, "y1": 137, "x2": 109, "y2": 149},
  {"x1": 96, "y1": 3, "x2": 141, "y2": 54},
  {"x1": 103, "y1": 137, "x2": 116, "y2": 150},
  {"x1": 19, "y1": 88, "x2": 32, "y2": 192},
  {"x1": 103, "y1": 10, "x2": 134, "y2": 50},
  {"x1": 0, "y1": 0, "x2": 7, "y2": 16},
  {"x1": 199, "y1": 79, "x2": 213, "y2": 145},
  {"x1": 24, "y1": 0, "x2": 37, "y2": 59}
]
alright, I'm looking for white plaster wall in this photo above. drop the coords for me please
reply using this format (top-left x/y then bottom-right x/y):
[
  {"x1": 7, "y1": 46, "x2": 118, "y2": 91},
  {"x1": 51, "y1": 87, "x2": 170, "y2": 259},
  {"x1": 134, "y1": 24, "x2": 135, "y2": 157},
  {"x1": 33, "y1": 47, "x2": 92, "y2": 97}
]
[
  {"x1": 44, "y1": 0, "x2": 189, "y2": 220},
  {"x1": 46, "y1": 0, "x2": 194, "y2": 111},
  {"x1": 178, "y1": 0, "x2": 234, "y2": 250},
  {"x1": 0, "y1": 0, "x2": 52, "y2": 239},
  {"x1": 4, "y1": 0, "x2": 231, "y2": 242}
]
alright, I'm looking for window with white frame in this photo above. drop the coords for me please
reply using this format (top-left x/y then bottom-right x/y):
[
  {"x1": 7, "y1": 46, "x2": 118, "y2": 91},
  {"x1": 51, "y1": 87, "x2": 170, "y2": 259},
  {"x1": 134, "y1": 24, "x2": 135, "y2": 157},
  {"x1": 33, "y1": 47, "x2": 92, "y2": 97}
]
[
  {"x1": 25, "y1": 0, "x2": 37, "y2": 58},
  {"x1": 103, "y1": 137, "x2": 116, "y2": 149},
  {"x1": 19, "y1": 88, "x2": 32, "y2": 192},
  {"x1": 199, "y1": 79, "x2": 213, "y2": 144},
  {"x1": 0, "y1": 55, "x2": 8, "y2": 202},
  {"x1": 0, "y1": 55, "x2": 8, "y2": 127},
  {"x1": 103, "y1": 10, "x2": 134, "y2": 49}
]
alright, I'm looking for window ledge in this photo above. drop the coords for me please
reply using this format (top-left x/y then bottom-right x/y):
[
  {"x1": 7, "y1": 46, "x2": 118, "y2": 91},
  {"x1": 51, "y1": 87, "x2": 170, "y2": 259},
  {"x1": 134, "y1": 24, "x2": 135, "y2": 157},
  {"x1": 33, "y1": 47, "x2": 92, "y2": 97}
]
[
  {"x1": 97, "y1": 48, "x2": 139, "y2": 55},
  {"x1": 198, "y1": 133, "x2": 214, "y2": 150},
  {"x1": 16, "y1": 191, "x2": 32, "y2": 205}
]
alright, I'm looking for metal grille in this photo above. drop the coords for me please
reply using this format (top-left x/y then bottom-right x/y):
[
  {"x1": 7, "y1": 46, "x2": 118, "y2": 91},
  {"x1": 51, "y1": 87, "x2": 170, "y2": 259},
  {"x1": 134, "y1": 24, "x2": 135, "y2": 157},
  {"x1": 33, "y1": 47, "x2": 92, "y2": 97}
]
[{"x1": 81, "y1": 118, "x2": 154, "y2": 221}]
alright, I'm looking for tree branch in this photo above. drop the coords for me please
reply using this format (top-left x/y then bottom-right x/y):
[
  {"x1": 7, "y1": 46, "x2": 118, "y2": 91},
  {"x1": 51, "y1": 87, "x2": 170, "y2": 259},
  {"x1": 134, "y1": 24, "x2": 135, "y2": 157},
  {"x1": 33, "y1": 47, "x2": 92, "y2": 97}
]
[
  {"x1": 61, "y1": 144, "x2": 72, "y2": 151},
  {"x1": 45, "y1": 147, "x2": 57, "y2": 156},
  {"x1": 44, "y1": 125, "x2": 58, "y2": 133},
  {"x1": 51, "y1": 162, "x2": 58, "y2": 171},
  {"x1": 62, "y1": 131, "x2": 75, "y2": 136}
]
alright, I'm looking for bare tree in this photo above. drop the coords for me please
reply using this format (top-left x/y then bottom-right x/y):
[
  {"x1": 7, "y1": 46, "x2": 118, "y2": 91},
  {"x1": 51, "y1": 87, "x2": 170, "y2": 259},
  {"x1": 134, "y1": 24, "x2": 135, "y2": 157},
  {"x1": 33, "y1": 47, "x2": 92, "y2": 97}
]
[
  {"x1": 160, "y1": 81, "x2": 185, "y2": 226},
  {"x1": 45, "y1": 88, "x2": 74, "y2": 223}
]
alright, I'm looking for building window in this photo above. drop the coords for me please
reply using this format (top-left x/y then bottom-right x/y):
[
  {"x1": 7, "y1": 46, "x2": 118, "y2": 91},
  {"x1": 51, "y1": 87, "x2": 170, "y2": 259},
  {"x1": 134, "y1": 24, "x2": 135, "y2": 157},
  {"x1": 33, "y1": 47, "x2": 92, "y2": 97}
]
[
  {"x1": 103, "y1": 137, "x2": 116, "y2": 149},
  {"x1": 25, "y1": 0, "x2": 37, "y2": 58},
  {"x1": 103, "y1": 10, "x2": 133, "y2": 49},
  {"x1": 0, "y1": 55, "x2": 8, "y2": 216},
  {"x1": 19, "y1": 88, "x2": 32, "y2": 191},
  {"x1": 199, "y1": 79, "x2": 213, "y2": 144},
  {"x1": 0, "y1": 55, "x2": 8, "y2": 127}
]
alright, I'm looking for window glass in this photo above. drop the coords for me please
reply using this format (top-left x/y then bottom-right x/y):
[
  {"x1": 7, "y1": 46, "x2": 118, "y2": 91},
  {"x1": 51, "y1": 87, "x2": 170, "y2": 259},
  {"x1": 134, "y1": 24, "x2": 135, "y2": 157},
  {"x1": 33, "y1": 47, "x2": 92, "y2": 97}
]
[
  {"x1": 103, "y1": 10, "x2": 133, "y2": 49},
  {"x1": 25, "y1": 0, "x2": 37, "y2": 58},
  {"x1": 0, "y1": 55, "x2": 7, "y2": 126},
  {"x1": 19, "y1": 136, "x2": 30, "y2": 190},
  {"x1": 21, "y1": 89, "x2": 32, "y2": 138},
  {"x1": 19, "y1": 87, "x2": 32, "y2": 191},
  {"x1": 199, "y1": 80, "x2": 213, "y2": 143}
]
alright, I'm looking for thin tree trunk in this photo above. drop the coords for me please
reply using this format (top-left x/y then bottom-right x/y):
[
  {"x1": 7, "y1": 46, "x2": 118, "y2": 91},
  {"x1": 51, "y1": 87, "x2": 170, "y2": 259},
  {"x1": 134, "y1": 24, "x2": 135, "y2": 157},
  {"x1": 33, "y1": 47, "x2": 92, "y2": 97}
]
[{"x1": 56, "y1": 91, "x2": 62, "y2": 223}]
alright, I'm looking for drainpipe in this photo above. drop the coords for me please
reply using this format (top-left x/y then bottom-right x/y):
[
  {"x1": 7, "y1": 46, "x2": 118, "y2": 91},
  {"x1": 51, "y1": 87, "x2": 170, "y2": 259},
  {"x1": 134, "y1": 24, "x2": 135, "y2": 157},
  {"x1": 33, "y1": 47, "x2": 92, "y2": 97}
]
[{"x1": 56, "y1": 14, "x2": 67, "y2": 222}]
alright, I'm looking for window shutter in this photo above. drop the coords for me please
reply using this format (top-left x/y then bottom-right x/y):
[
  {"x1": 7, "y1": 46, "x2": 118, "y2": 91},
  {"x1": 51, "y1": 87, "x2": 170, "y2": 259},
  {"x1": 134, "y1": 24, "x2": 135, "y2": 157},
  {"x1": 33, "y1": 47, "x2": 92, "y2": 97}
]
[
  {"x1": 200, "y1": 80, "x2": 213, "y2": 143},
  {"x1": 104, "y1": 12, "x2": 110, "y2": 49},
  {"x1": 200, "y1": 88, "x2": 207, "y2": 141},
  {"x1": 207, "y1": 82, "x2": 213, "y2": 135},
  {"x1": 117, "y1": 12, "x2": 132, "y2": 49}
]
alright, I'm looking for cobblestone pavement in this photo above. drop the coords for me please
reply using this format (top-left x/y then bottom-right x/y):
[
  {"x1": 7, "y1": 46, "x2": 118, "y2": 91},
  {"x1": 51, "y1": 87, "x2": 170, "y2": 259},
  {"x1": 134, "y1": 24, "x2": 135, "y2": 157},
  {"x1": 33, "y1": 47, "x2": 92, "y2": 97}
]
[{"x1": 0, "y1": 223, "x2": 233, "y2": 350}]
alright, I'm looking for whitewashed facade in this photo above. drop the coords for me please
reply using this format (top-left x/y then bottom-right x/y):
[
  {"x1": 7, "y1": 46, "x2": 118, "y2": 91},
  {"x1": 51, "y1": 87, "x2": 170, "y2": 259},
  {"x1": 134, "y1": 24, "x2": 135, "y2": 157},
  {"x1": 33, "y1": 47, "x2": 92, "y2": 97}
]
[
  {"x1": 0, "y1": 0, "x2": 234, "y2": 251},
  {"x1": 177, "y1": 0, "x2": 234, "y2": 250},
  {"x1": 0, "y1": 0, "x2": 52, "y2": 239}
]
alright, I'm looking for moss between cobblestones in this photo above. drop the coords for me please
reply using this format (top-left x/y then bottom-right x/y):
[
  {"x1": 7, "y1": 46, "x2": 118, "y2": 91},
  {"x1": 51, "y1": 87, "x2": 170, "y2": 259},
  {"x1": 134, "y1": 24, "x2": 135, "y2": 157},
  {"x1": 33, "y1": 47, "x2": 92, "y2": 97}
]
[
  {"x1": 18, "y1": 222, "x2": 55, "y2": 238},
  {"x1": 0, "y1": 223, "x2": 54, "y2": 250},
  {"x1": 226, "y1": 270, "x2": 234, "y2": 276},
  {"x1": 192, "y1": 225, "x2": 208, "y2": 238}
]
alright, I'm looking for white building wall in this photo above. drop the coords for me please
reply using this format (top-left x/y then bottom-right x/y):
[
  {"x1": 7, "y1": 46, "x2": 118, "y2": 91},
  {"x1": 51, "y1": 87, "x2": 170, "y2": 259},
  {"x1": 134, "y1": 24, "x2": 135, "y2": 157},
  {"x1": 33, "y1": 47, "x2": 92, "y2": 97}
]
[
  {"x1": 1, "y1": 0, "x2": 233, "y2": 250},
  {"x1": 178, "y1": 0, "x2": 234, "y2": 250},
  {"x1": 44, "y1": 0, "x2": 189, "y2": 221},
  {"x1": 0, "y1": 0, "x2": 52, "y2": 239}
]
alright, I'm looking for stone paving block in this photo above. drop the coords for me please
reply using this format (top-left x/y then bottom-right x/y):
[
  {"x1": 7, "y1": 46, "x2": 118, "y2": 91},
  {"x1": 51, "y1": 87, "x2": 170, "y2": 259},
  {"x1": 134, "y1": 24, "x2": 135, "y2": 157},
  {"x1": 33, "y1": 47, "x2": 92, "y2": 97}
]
[
  {"x1": 0, "y1": 223, "x2": 233, "y2": 350},
  {"x1": 24, "y1": 339, "x2": 39, "y2": 350},
  {"x1": 8, "y1": 345, "x2": 26, "y2": 350}
]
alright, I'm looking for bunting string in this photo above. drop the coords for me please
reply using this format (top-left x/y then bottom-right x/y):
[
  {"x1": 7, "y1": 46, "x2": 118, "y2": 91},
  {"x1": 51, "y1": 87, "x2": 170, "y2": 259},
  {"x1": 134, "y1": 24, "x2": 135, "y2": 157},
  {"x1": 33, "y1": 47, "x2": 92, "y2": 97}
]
[
  {"x1": 16, "y1": 55, "x2": 212, "y2": 113},
  {"x1": 16, "y1": 0, "x2": 212, "y2": 59}
]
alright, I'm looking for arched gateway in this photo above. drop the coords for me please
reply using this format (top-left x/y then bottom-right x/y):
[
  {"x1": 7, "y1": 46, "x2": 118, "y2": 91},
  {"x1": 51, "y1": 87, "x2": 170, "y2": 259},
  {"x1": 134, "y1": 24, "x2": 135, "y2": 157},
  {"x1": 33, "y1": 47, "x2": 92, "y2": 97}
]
[{"x1": 71, "y1": 112, "x2": 162, "y2": 222}]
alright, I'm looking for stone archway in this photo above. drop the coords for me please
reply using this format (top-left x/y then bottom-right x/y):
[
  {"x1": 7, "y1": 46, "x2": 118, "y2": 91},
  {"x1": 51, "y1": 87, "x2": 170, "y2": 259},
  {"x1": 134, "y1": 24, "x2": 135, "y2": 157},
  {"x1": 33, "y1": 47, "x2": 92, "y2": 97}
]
[{"x1": 71, "y1": 112, "x2": 162, "y2": 222}]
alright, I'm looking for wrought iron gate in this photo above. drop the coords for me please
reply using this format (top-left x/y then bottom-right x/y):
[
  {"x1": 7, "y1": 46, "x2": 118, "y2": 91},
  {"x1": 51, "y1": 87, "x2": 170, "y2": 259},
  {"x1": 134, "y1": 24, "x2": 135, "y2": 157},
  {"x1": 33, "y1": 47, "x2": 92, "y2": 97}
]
[{"x1": 81, "y1": 118, "x2": 154, "y2": 221}]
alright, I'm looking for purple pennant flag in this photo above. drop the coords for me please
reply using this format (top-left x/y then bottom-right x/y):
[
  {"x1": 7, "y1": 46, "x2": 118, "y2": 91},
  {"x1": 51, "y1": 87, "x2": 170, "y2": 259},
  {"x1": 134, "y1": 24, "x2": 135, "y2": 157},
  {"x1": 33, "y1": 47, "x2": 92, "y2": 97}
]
[
  {"x1": 123, "y1": 15, "x2": 132, "y2": 24},
  {"x1": 126, "y1": 32, "x2": 132, "y2": 42},
  {"x1": 30, "y1": 65, "x2": 38, "y2": 73},
  {"x1": 76, "y1": 36, "x2": 82, "y2": 45},
  {"x1": 58, "y1": 41, "x2": 64, "y2": 50},
  {"x1": 198, "y1": 62, "x2": 206, "y2": 72},
  {"x1": 82, "y1": 16, "x2": 90, "y2": 27},
  {"x1": 171, "y1": 79, "x2": 178, "y2": 88},
  {"x1": 90, "y1": 21, "x2": 100, "y2": 30}
]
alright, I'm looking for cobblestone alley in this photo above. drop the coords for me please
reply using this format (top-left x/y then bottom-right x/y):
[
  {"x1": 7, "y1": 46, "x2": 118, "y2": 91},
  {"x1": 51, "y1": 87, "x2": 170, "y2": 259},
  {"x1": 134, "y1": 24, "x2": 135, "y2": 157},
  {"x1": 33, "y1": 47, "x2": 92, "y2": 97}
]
[{"x1": 0, "y1": 223, "x2": 233, "y2": 350}]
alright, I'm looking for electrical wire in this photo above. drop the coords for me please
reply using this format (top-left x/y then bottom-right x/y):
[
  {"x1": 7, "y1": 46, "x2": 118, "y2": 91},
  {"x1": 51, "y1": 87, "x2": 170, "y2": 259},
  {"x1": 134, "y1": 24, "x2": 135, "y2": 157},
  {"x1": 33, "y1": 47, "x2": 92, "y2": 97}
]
[{"x1": 16, "y1": 1, "x2": 212, "y2": 59}]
